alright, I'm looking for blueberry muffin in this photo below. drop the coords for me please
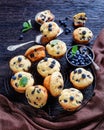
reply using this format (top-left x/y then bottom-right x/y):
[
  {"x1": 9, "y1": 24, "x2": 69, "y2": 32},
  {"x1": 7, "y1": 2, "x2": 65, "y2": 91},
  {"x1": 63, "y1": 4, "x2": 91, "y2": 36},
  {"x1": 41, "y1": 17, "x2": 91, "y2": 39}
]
[
  {"x1": 58, "y1": 88, "x2": 83, "y2": 111},
  {"x1": 70, "y1": 68, "x2": 94, "y2": 89},
  {"x1": 46, "y1": 39, "x2": 67, "y2": 58},
  {"x1": 37, "y1": 57, "x2": 61, "y2": 77},
  {"x1": 40, "y1": 21, "x2": 60, "y2": 44},
  {"x1": 35, "y1": 10, "x2": 55, "y2": 25},
  {"x1": 73, "y1": 12, "x2": 87, "y2": 27},
  {"x1": 9, "y1": 55, "x2": 31, "y2": 73},
  {"x1": 73, "y1": 27, "x2": 93, "y2": 44},
  {"x1": 43, "y1": 71, "x2": 64, "y2": 97},
  {"x1": 11, "y1": 71, "x2": 34, "y2": 93},
  {"x1": 25, "y1": 45, "x2": 46, "y2": 62},
  {"x1": 25, "y1": 85, "x2": 48, "y2": 108}
]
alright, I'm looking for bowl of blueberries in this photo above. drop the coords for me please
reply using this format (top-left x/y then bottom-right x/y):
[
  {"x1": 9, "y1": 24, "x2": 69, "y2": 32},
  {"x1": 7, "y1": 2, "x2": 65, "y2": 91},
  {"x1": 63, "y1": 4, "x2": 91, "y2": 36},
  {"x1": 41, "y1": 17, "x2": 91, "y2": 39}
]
[{"x1": 66, "y1": 45, "x2": 94, "y2": 67}]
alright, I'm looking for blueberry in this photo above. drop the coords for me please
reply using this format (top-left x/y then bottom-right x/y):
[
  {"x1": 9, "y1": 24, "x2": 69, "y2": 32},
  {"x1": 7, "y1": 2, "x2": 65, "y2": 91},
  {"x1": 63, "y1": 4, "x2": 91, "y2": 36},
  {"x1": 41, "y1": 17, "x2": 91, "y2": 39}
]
[
  {"x1": 81, "y1": 62, "x2": 84, "y2": 65},
  {"x1": 70, "y1": 96, "x2": 74, "y2": 101},
  {"x1": 48, "y1": 27, "x2": 52, "y2": 31},
  {"x1": 82, "y1": 31, "x2": 86, "y2": 35},
  {"x1": 64, "y1": 27, "x2": 71, "y2": 34},
  {"x1": 82, "y1": 74, "x2": 86, "y2": 79},
  {"x1": 65, "y1": 17, "x2": 69, "y2": 20},
  {"x1": 49, "y1": 63, "x2": 54, "y2": 68},
  {"x1": 63, "y1": 22, "x2": 67, "y2": 27},
  {"x1": 76, "y1": 50, "x2": 80, "y2": 56},
  {"x1": 68, "y1": 55, "x2": 73, "y2": 60},
  {"x1": 30, "y1": 53, "x2": 34, "y2": 58},
  {"x1": 75, "y1": 59, "x2": 78, "y2": 62},
  {"x1": 18, "y1": 74, "x2": 22, "y2": 78},
  {"x1": 71, "y1": 60, "x2": 75, "y2": 64},
  {"x1": 44, "y1": 57, "x2": 48, "y2": 61},
  {"x1": 64, "y1": 99, "x2": 67, "y2": 103},
  {"x1": 12, "y1": 76, "x2": 16, "y2": 80},
  {"x1": 78, "y1": 69, "x2": 82, "y2": 74},
  {"x1": 59, "y1": 20, "x2": 64, "y2": 25},
  {"x1": 18, "y1": 57, "x2": 22, "y2": 62},
  {"x1": 74, "y1": 55, "x2": 77, "y2": 59},
  {"x1": 48, "y1": 23, "x2": 52, "y2": 27},
  {"x1": 19, "y1": 34, "x2": 24, "y2": 40}
]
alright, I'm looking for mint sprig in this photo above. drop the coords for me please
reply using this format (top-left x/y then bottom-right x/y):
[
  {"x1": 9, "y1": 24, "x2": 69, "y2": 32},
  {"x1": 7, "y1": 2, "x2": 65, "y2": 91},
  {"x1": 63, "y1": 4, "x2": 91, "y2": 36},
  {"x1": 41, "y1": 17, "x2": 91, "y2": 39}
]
[
  {"x1": 22, "y1": 20, "x2": 32, "y2": 33},
  {"x1": 72, "y1": 45, "x2": 78, "y2": 56},
  {"x1": 50, "y1": 41, "x2": 58, "y2": 47},
  {"x1": 19, "y1": 77, "x2": 28, "y2": 87}
]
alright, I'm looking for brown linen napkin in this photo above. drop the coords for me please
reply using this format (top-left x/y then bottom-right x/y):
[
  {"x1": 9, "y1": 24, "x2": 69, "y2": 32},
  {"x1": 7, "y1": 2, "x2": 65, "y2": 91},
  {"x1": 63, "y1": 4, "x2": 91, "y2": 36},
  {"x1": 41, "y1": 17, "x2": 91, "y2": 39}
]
[{"x1": 0, "y1": 29, "x2": 104, "y2": 130}]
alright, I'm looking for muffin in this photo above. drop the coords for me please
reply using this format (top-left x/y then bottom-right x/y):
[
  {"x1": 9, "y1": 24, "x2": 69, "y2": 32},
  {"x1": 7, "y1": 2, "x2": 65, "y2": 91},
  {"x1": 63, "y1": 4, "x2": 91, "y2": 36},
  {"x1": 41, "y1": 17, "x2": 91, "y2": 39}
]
[
  {"x1": 73, "y1": 12, "x2": 87, "y2": 27},
  {"x1": 58, "y1": 88, "x2": 83, "y2": 111},
  {"x1": 9, "y1": 55, "x2": 31, "y2": 73},
  {"x1": 25, "y1": 45, "x2": 46, "y2": 62},
  {"x1": 40, "y1": 21, "x2": 60, "y2": 44},
  {"x1": 35, "y1": 10, "x2": 55, "y2": 25},
  {"x1": 11, "y1": 71, "x2": 34, "y2": 93},
  {"x1": 46, "y1": 39, "x2": 67, "y2": 58},
  {"x1": 37, "y1": 57, "x2": 61, "y2": 77},
  {"x1": 73, "y1": 27, "x2": 93, "y2": 44},
  {"x1": 70, "y1": 68, "x2": 94, "y2": 89},
  {"x1": 43, "y1": 71, "x2": 64, "y2": 97},
  {"x1": 25, "y1": 85, "x2": 48, "y2": 108}
]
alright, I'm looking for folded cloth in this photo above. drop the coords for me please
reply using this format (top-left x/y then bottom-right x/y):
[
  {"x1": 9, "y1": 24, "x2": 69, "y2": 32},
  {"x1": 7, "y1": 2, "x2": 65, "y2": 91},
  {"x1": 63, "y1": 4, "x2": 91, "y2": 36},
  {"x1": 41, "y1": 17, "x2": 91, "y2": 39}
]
[{"x1": 0, "y1": 29, "x2": 104, "y2": 130}]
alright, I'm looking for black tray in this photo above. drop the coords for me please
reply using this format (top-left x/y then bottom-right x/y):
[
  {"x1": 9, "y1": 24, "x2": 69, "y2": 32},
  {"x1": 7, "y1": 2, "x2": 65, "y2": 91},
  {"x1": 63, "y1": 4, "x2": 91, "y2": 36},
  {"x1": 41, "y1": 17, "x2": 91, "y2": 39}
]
[{"x1": 3, "y1": 54, "x2": 96, "y2": 118}]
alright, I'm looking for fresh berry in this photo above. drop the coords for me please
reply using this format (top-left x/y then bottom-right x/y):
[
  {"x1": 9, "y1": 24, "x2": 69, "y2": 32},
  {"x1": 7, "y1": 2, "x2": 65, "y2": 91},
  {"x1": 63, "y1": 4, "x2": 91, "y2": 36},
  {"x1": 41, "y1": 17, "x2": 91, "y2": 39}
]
[{"x1": 19, "y1": 34, "x2": 24, "y2": 40}]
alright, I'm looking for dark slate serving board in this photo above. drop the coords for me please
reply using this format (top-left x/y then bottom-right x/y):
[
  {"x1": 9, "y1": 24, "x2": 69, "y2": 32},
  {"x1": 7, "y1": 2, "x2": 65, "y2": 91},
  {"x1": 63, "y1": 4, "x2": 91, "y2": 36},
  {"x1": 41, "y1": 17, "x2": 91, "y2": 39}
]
[{"x1": 0, "y1": 0, "x2": 103, "y2": 118}]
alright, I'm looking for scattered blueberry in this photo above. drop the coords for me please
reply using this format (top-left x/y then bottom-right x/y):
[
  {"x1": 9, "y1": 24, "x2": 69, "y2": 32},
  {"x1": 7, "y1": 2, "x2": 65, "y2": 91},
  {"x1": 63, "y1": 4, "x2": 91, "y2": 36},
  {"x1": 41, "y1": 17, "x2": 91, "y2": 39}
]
[
  {"x1": 64, "y1": 27, "x2": 71, "y2": 34},
  {"x1": 63, "y1": 22, "x2": 67, "y2": 27},
  {"x1": 58, "y1": 17, "x2": 72, "y2": 35},
  {"x1": 19, "y1": 34, "x2": 24, "y2": 40},
  {"x1": 65, "y1": 17, "x2": 69, "y2": 20},
  {"x1": 59, "y1": 20, "x2": 65, "y2": 25}
]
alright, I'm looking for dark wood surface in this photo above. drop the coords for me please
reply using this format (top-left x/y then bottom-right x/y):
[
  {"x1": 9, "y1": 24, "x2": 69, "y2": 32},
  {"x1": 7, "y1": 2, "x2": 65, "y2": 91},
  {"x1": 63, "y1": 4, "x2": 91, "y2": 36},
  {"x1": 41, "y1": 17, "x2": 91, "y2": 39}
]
[{"x1": 0, "y1": 0, "x2": 104, "y2": 77}]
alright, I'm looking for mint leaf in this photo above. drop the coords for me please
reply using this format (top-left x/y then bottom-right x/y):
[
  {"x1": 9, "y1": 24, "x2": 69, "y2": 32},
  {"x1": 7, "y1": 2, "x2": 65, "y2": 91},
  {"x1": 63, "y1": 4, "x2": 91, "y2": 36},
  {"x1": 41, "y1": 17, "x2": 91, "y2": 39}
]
[
  {"x1": 19, "y1": 77, "x2": 28, "y2": 87},
  {"x1": 72, "y1": 45, "x2": 78, "y2": 56},
  {"x1": 22, "y1": 28, "x2": 31, "y2": 33},
  {"x1": 50, "y1": 40, "x2": 58, "y2": 47},
  {"x1": 27, "y1": 19, "x2": 32, "y2": 28},
  {"x1": 22, "y1": 20, "x2": 32, "y2": 33},
  {"x1": 23, "y1": 22, "x2": 29, "y2": 28}
]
